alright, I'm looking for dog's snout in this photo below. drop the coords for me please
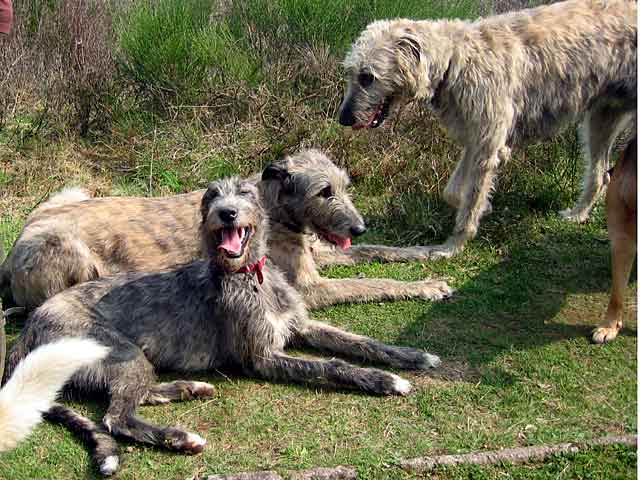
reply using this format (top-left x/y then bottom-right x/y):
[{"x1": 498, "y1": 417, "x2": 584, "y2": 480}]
[
  {"x1": 350, "y1": 224, "x2": 367, "y2": 237},
  {"x1": 219, "y1": 208, "x2": 238, "y2": 223},
  {"x1": 339, "y1": 102, "x2": 356, "y2": 126}
]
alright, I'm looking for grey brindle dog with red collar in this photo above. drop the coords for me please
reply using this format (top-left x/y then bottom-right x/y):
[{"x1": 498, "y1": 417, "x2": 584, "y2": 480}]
[{"x1": 4, "y1": 176, "x2": 441, "y2": 476}]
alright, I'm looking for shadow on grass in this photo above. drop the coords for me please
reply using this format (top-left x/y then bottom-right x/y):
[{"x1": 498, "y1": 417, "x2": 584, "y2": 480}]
[{"x1": 358, "y1": 187, "x2": 636, "y2": 388}]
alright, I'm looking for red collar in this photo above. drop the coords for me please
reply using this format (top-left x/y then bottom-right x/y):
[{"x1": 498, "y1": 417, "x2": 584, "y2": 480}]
[{"x1": 234, "y1": 256, "x2": 267, "y2": 284}]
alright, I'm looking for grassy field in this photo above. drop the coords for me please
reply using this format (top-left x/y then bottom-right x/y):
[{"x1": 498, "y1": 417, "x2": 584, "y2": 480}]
[{"x1": 0, "y1": 0, "x2": 636, "y2": 479}]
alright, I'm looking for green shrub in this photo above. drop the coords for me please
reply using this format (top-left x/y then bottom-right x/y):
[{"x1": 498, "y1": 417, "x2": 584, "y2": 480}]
[
  {"x1": 116, "y1": 0, "x2": 259, "y2": 105},
  {"x1": 230, "y1": 0, "x2": 480, "y2": 54}
]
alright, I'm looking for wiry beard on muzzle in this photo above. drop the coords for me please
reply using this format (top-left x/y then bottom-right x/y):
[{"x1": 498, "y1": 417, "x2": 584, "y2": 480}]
[{"x1": 339, "y1": 89, "x2": 394, "y2": 129}]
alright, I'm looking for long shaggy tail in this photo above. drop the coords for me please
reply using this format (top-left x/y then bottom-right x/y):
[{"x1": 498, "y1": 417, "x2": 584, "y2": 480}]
[{"x1": 0, "y1": 338, "x2": 109, "y2": 452}]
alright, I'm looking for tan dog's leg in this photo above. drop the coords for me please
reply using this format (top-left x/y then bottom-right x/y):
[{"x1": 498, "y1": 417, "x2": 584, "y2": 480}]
[
  {"x1": 593, "y1": 219, "x2": 636, "y2": 344},
  {"x1": 302, "y1": 278, "x2": 453, "y2": 309},
  {"x1": 592, "y1": 142, "x2": 637, "y2": 344}
]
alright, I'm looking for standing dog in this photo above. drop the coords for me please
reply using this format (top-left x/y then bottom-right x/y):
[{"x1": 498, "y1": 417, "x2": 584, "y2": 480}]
[
  {"x1": 592, "y1": 137, "x2": 636, "y2": 344},
  {"x1": 1, "y1": 150, "x2": 451, "y2": 310},
  {"x1": 339, "y1": 0, "x2": 637, "y2": 258},
  {"x1": 5, "y1": 177, "x2": 441, "y2": 475}
]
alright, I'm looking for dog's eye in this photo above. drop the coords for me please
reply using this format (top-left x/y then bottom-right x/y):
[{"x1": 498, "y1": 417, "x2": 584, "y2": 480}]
[
  {"x1": 358, "y1": 72, "x2": 374, "y2": 88},
  {"x1": 239, "y1": 189, "x2": 254, "y2": 197},
  {"x1": 319, "y1": 186, "x2": 333, "y2": 199}
]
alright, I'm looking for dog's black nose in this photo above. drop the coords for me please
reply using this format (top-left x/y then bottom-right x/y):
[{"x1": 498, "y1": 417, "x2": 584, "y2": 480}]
[
  {"x1": 219, "y1": 208, "x2": 238, "y2": 223},
  {"x1": 339, "y1": 103, "x2": 355, "y2": 126},
  {"x1": 350, "y1": 224, "x2": 367, "y2": 237}
]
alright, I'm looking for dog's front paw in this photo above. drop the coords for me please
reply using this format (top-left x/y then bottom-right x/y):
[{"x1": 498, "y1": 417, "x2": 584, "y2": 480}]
[
  {"x1": 388, "y1": 374, "x2": 412, "y2": 395},
  {"x1": 165, "y1": 429, "x2": 207, "y2": 454},
  {"x1": 417, "y1": 280, "x2": 454, "y2": 301},
  {"x1": 559, "y1": 208, "x2": 590, "y2": 223},
  {"x1": 416, "y1": 351, "x2": 442, "y2": 369},
  {"x1": 591, "y1": 326, "x2": 620, "y2": 344}
]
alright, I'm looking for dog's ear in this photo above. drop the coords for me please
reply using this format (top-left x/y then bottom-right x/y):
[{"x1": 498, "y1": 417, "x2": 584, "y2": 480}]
[
  {"x1": 262, "y1": 164, "x2": 294, "y2": 194},
  {"x1": 200, "y1": 184, "x2": 218, "y2": 222},
  {"x1": 397, "y1": 35, "x2": 422, "y2": 64},
  {"x1": 396, "y1": 33, "x2": 427, "y2": 98}
]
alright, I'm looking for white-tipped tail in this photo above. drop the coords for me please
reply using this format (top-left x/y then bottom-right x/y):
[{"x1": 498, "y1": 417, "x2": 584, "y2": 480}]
[{"x1": 0, "y1": 338, "x2": 109, "y2": 452}]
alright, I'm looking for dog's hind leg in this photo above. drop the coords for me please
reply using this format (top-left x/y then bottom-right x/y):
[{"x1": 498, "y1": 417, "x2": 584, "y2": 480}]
[
  {"x1": 101, "y1": 344, "x2": 206, "y2": 454},
  {"x1": 297, "y1": 319, "x2": 440, "y2": 369},
  {"x1": 443, "y1": 147, "x2": 473, "y2": 209},
  {"x1": 9, "y1": 231, "x2": 102, "y2": 310},
  {"x1": 302, "y1": 277, "x2": 453, "y2": 309},
  {"x1": 253, "y1": 352, "x2": 412, "y2": 395},
  {"x1": 143, "y1": 380, "x2": 216, "y2": 405},
  {"x1": 560, "y1": 106, "x2": 634, "y2": 223},
  {"x1": 45, "y1": 405, "x2": 120, "y2": 476}
]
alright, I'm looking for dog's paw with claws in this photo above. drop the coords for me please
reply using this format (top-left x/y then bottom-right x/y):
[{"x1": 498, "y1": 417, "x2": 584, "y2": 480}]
[
  {"x1": 559, "y1": 208, "x2": 590, "y2": 223},
  {"x1": 416, "y1": 352, "x2": 442, "y2": 370},
  {"x1": 415, "y1": 280, "x2": 454, "y2": 301},
  {"x1": 414, "y1": 244, "x2": 460, "y2": 260},
  {"x1": 591, "y1": 326, "x2": 620, "y2": 344}
]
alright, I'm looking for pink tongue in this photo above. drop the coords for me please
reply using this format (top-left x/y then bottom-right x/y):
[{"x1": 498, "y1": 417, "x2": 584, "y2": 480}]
[
  {"x1": 218, "y1": 228, "x2": 242, "y2": 255},
  {"x1": 336, "y1": 237, "x2": 352, "y2": 251},
  {"x1": 327, "y1": 233, "x2": 351, "y2": 251}
]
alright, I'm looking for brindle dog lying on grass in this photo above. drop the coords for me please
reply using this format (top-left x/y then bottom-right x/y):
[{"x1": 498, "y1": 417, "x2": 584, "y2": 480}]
[
  {"x1": 1, "y1": 149, "x2": 451, "y2": 310},
  {"x1": 4, "y1": 177, "x2": 441, "y2": 475}
]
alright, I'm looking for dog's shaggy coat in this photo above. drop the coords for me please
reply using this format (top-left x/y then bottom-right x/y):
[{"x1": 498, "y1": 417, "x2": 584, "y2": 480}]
[
  {"x1": 0, "y1": 150, "x2": 451, "y2": 310},
  {"x1": 5, "y1": 177, "x2": 440, "y2": 475},
  {"x1": 339, "y1": 0, "x2": 637, "y2": 257}
]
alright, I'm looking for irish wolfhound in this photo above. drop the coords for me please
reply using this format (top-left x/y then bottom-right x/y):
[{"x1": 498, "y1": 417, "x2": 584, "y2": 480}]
[
  {"x1": 339, "y1": 0, "x2": 637, "y2": 258},
  {"x1": 0, "y1": 149, "x2": 451, "y2": 310},
  {"x1": 5, "y1": 177, "x2": 440, "y2": 474}
]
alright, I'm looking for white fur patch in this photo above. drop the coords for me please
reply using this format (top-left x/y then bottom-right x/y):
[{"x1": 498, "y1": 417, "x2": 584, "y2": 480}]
[
  {"x1": 187, "y1": 432, "x2": 206, "y2": 445},
  {"x1": 423, "y1": 353, "x2": 441, "y2": 369},
  {"x1": 99, "y1": 455, "x2": 119, "y2": 476},
  {"x1": 0, "y1": 338, "x2": 109, "y2": 452},
  {"x1": 191, "y1": 381, "x2": 215, "y2": 396},
  {"x1": 390, "y1": 375, "x2": 412, "y2": 395}
]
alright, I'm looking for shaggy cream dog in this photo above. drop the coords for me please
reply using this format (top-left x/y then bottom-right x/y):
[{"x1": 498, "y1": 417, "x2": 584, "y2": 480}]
[{"x1": 339, "y1": 0, "x2": 637, "y2": 257}]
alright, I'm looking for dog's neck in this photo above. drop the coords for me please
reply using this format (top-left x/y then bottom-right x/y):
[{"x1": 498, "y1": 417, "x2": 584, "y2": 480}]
[{"x1": 233, "y1": 256, "x2": 267, "y2": 284}]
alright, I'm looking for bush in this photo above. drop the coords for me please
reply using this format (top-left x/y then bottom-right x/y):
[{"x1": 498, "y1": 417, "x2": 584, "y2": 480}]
[
  {"x1": 230, "y1": 0, "x2": 480, "y2": 54},
  {"x1": 116, "y1": 0, "x2": 259, "y2": 106},
  {"x1": 0, "y1": 0, "x2": 118, "y2": 137}
]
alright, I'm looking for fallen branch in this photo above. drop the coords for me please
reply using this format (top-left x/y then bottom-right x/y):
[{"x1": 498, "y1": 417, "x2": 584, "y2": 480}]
[
  {"x1": 400, "y1": 434, "x2": 637, "y2": 473},
  {"x1": 202, "y1": 466, "x2": 357, "y2": 480}
]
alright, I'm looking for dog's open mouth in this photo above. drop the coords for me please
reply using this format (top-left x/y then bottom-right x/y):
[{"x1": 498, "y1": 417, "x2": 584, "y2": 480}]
[
  {"x1": 319, "y1": 230, "x2": 352, "y2": 251},
  {"x1": 353, "y1": 96, "x2": 393, "y2": 130},
  {"x1": 216, "y1": 226, "x2": 252, "y2": 258}
]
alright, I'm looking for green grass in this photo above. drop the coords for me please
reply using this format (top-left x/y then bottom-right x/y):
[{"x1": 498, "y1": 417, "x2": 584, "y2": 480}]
[
  {"x1": 0, "y1": 156, "x2": 636, "y2": 479},
  {"x1": 0, "y1": 1, "x2": 635, "y2": 478},
  {"x1": 229, "y1": 0, "x2": 480, "y2": 54}
]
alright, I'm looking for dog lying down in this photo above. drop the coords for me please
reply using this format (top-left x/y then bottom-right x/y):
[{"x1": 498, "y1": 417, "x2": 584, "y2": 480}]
[
  {"x1": 5, "y1": 177, "x2": 441, "y2": 475},
  {"x1": 1, "y1": 149, "x2": 452, "y2": 311}
]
